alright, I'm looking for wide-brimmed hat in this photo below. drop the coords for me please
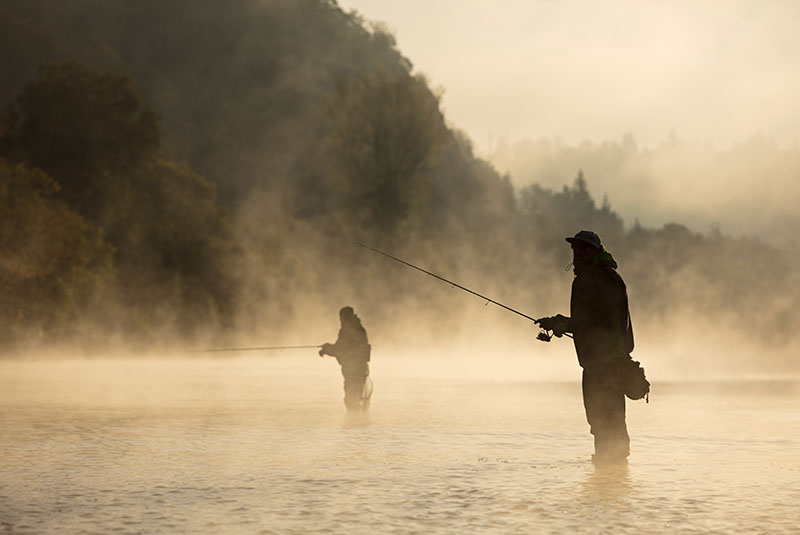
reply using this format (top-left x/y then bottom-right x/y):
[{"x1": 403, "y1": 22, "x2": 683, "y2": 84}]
[{"x1": 565, "y1": 230, "x2": 602, "y2": 249}]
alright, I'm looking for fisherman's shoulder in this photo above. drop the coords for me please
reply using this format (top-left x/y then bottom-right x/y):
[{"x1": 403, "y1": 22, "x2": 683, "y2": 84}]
[
  {"x1": 584, "y1": 264, "x2": 626, "y2": 287},
  {"x1": 601, "y1": 265, "x2": 628, "y2": 289},
  {"x1": 343, "y1": 322, "x2": 365, "y2": 333}
]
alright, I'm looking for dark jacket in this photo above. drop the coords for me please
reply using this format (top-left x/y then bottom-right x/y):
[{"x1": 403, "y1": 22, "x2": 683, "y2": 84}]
[
  {"x1": 327, "y1": 318, "x2": 371, "y2": 372},
  {"x1": 567, "y1": 262, "x2": 634, "y2": 370}
]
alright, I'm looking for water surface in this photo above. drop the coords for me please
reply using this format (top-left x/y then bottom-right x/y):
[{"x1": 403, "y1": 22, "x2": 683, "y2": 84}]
[{"x1": 1, "y1": 357, "x2": 798, "y2": 534}]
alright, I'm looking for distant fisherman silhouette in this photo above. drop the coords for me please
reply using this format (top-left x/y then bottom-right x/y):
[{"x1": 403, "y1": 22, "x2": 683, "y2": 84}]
[
  {"x1": 319, "y1": 306, "x2": 372, "y2": 411},
  {"x1": 538, "y1": 231, "x2": 638, "y2": 466}
]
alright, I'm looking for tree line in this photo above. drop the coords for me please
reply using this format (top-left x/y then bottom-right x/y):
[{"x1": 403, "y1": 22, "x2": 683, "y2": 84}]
[{"x1": 1, "y1": 0, "x2": 797, "y2": 360}]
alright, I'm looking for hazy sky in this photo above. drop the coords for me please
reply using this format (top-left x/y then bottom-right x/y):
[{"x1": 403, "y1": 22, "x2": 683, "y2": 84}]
[{"x1": 338, "y1": 0, "x2": 800, "y2": 152}]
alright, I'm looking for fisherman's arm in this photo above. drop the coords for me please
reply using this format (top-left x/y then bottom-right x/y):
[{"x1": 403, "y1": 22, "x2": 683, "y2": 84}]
[
  {"x1": 537, "y1": 279, "x2": 616, "y2": 337},
  {"x1": 567, "y1": 278, "x2": 618, "y2": 334},
  {"x1": 319, "y1": 327, "x2": 351, "y2": 357},
  {"x1": 538, "y1": 314, "x2": 571, "y2": 336}
]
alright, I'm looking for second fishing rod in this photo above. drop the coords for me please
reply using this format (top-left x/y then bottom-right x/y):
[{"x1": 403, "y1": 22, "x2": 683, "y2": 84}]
[{"x1": 354, "y1": 242, "x2": 571, "y2": 341}]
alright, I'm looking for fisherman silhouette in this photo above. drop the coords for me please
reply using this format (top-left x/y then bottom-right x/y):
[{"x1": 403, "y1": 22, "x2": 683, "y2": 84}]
[
  {"x1": 538, "y1": 230, "x2": 645, "y2": 466},
  {"x1": 319, "y1": 306, "x2": 373, "y2": 411}
]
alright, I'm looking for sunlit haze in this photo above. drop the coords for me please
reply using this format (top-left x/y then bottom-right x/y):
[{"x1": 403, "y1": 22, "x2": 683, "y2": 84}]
[
  {"x1": 2, "y1": 2, "x2": 800, "y2": 532},
  {"x1": 339, "y1": 0, "x2": 800, "y2": 152}
]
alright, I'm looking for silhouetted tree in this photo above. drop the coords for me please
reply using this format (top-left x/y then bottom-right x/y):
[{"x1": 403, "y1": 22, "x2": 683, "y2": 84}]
[
  {"x1": 326, "y1": 70, "x2": 447, "y2": 233},
  {"x1": 0, "y1": 158, "x2": 113, "y2": 345},
  {"x1": 1, "y1": 60, "x2": 160, "y2": 222},
  {"x1": 1, "y1": 61, "x2": 237, "y2": 342}
]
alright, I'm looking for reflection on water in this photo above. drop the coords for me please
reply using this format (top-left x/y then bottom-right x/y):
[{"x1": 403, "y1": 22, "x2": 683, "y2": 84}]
[
  {"x1": 342, "y1": 411, "x2": 372, "y2": 429},
  {"x1": 581, "y1": 464, "x2": 632, "y2": 503},
  {"x1": 0, "y1": 356, "x2": 798, "y2": 534}
]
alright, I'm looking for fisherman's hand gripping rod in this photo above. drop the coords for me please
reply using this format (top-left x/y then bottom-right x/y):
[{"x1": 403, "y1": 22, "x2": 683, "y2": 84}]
[{"x1": 353, "y1": 242, "x2": 571, "y2": 341}]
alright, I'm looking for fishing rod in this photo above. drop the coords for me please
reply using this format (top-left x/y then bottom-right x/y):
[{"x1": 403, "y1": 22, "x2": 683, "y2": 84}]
[
  {"x1": 353, "y1": 242, "x2": 571, "y2": 341},
  {"x1": 191, "y1": 345, "x2": 322, "y2": 353}
]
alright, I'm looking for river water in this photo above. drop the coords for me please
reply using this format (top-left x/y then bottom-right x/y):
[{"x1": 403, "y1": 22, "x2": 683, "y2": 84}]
[{"x1": 1, "y1": 356, "x2": 798, "y2": 534}]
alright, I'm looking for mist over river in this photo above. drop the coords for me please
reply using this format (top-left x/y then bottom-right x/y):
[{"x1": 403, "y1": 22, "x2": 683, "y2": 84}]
[{"x1": 1, "y1": 356, "x2": 798, "y2": 534}]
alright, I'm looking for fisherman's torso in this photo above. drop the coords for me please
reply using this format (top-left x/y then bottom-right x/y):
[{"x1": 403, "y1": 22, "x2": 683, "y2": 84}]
[
  {"x1": 333, "y1": 323, "x2": 371, "y2": 375},
  {"x1": 570, "y1": 264, "x2": 634, "y2": 369}
]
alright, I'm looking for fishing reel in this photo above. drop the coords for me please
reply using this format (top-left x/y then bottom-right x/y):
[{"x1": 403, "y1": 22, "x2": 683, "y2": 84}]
[
  {"x1": 536, "y1": 327, "x2": 573, "y2": 342},
  {"x1": 535, "y1": 314, "x2": 571, "y2": 342},
  {"x1": 536, "y1": 330, "x2": 553, "y2": 342}
]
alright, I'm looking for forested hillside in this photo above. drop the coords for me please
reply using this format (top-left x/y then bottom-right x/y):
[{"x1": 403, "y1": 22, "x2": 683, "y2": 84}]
[{"x1": 1, "y1": 0, "x2": 796, "y2": 366}]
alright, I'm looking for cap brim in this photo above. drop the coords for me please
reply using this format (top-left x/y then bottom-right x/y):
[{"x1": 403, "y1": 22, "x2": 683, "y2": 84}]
[{"x1": 566, "y1": 236, "x2": 599, "y2": 248}]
